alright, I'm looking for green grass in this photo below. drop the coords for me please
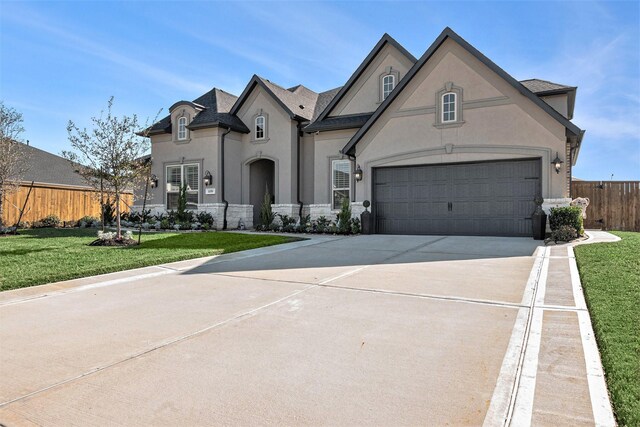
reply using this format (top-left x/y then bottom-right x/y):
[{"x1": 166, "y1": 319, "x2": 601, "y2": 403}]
[
  {"x1": 0, "y1": 228, "x2": 299, "y2": 291},
  {"x1": 574, "y1": 231, "x2": 640, "y2": 426}
]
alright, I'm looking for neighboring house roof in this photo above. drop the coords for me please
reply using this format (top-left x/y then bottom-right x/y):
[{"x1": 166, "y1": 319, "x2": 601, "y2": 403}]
[
  {"x1": 312, "y1": 33, "x2": 418, "y2": 125},
  {"x1": 230, "y1": 75, "x2": 319, "y2": 122},
  {"x1": 342, "y1": 27, "x2": 584, "y2": 156},
  {"x1": 520, "y1": 78, "x2": 574, "y2": 94},
  {"x1": 14, "y1": 143, "x2": 90, "y2": 188},
  {"x1": 148, "y1": 88, "x2": 249, "y2": 135},
  {"x1": 520, "y1": 78, "x2": 577, "y2": 120}
]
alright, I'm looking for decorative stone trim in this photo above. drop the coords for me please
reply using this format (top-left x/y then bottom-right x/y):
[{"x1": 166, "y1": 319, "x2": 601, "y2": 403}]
[{"x1": 309, "y1": 203, "x2": 363, "y2": 221}]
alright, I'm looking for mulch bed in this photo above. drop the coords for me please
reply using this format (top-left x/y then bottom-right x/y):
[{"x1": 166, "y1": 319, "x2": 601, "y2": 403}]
[{"x1": 89, "y1": 238, "x2": 139, "y2": 247}]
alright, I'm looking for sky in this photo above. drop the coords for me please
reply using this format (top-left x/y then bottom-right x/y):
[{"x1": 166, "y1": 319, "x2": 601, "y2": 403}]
[{"x1": 1, "y1": 0, "x2": 638, "y2": 180}]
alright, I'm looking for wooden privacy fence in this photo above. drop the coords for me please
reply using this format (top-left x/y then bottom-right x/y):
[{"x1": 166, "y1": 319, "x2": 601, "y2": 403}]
[
  {"x1": 2, "y1": 182, "x2": 133, "y2": 226},
  {"x1": 572, "y1": 181, "x2": 640, "y2": 232}
]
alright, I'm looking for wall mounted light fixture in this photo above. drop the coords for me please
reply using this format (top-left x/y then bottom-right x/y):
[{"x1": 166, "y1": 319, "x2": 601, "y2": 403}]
[
  {"x1": 551, "y1": 152, "x2": 563, "y2": 174},
  {"x1": 203, "y1": 170, "x2": 213, "y2": 186},
  {"x1": 354, "y1": 164, "x2": 363, "y2": 181},
  {"x1": 149, "y1": 174, "x2": 158, "y2": 189}
]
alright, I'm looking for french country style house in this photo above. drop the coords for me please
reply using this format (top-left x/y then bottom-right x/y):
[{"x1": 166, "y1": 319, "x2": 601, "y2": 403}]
[{"x1": 137, "y1": 27, "x2": 584, "y2": 237}]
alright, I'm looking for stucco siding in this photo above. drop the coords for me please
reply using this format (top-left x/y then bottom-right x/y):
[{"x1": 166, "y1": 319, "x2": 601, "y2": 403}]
[
  {"x1": 331, "y1": 44, "x2": 415, "y2": 117},
  {"x1": 235, "y1": 87, "x2": 298, "y2": 205},
  {"x1": 353, "y1": 37, "x2": 569, "y2": 204}
]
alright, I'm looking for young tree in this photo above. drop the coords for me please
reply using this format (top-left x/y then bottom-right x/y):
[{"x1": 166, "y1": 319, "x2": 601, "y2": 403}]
[
  {"x1": 63, "y1": 97, "x2": 151, "y2": 239},
  {"x1": 0, "y1": 102, "x2": 29, "y2": 226}
]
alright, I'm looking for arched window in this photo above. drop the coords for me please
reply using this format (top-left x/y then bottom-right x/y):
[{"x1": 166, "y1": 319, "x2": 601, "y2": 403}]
[
  {"x1": 382, "y1": 74, "x2": 395, "y2": 100},
  {"x1": 255, "y1": 115, "x2": 265, "y2": 139},
  {"x1": 442, "y1": 92, "x2": 456, "y2": 122},
  {"x1": 177, "y1": 116, "x2": 188, "y2": 140}
]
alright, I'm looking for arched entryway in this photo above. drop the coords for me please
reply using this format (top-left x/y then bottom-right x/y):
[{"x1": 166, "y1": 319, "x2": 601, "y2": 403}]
[{"x1": 249, "y1": 159, "x2": 275, "y2": 227}]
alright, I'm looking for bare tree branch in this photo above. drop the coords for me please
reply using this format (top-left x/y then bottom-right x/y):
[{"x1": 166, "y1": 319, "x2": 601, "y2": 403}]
[
  {"x1": 0, "y1": 102, "x2": 29, "y2": 226},
  {"x1": 63, "y1": 97, "x2": 158, "y2": 239}
]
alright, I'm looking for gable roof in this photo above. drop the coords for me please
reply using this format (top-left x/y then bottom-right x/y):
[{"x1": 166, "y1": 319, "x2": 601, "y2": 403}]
[
  {"x1": 313, "y1": 33, "x2": 417, "y2": 124},
  {"x1": 230, "y1": 75, "x2": 318, "y2": 121},
  {"x1": 148, "y1": 88, "x2": 249, "y2": 135},
  {"x1": 342, "y1": 27, "x2": 584, "y2": 156},
  {"x1": 14, "y1": 143, "x2": 91, "y2": 188}
]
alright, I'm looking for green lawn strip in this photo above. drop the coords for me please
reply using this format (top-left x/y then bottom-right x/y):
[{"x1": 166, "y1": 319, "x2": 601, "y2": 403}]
[
  {"x1": 0, "y1": 229, "x2": 300, "y2": 291},
  {"x1": 574, "y1": 231, "x2": 640, "y2": 426}
]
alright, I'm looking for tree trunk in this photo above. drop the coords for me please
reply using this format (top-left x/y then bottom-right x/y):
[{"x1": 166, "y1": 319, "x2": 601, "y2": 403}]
[{"x1": 115, "y1": 191, "x2": 121, "y2": 239}]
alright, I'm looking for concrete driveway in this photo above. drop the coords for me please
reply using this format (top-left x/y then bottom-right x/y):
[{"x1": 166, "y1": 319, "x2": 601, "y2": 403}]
[{"x1": 0, "y1": 234, "x2": 606, "y2": 425}]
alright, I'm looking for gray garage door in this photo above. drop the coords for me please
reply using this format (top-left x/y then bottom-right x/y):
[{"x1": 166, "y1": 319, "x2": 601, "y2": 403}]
[{"x1": 373, "y1": 159, "x2": 541, "y2": 237}]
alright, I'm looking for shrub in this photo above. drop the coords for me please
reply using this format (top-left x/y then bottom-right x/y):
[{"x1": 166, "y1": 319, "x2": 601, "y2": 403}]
[
  {"x1": 120, "y1": 211, "x2": 130, "y2": 222},
  {"x1": 351, "y1": 217, "x2": 361, "y2": 234},
  {"x1": 160, "y1": 219, "x2": 171, "y2": 229},
  {"x1": 298, "y1": 215, "x2": 311, "y2": 233},
  {"x1": 175, "y1": 184, "x2": 194, "y2": 223},
  {"x1": 154, "y1": 212, "x2": 167, "y2": 222},
  {"x1": 102, "y1": 198, "x2": 115, "y2": 224},
  {"x1": 315, "y1": 216, "x2": 330, "y2": 233},
  {"x1": 40, "y1": 215, "x2": 61, "y2": 228},
  {"x1": 97, "y1": 230, "x2": 116, "y2": 241},
  {"x1": 550, "y1": 206, "x2": 584, "y2": 236},
  {"x1": 259, "y1": 190, "x2": 275, "y2": 228},
  {"x1": 196, "y1": 212, "x2": 214, "y2": 226},
  {"x1": 552, "y1": 225, "x2": 577, "y2": 243},
  {"x1": 336, "y1": 198, "x2": 352, "y2": 235},
  {"x1": 78, "y1": 216, "x2": 99, "y2": 227},
  {"x1": 0, "y1": 226, "x2": 17, "y2": 235}
]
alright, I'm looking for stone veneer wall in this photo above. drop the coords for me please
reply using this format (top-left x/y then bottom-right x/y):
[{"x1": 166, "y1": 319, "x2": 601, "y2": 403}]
[{"x1": 133, "y1": 203, "x2": 253, "y2": 230}]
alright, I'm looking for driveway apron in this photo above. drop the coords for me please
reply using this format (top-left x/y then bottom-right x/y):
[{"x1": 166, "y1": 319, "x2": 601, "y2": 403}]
[{"x1": 0, "y1": 233, "x2": 613, "y2": 426}]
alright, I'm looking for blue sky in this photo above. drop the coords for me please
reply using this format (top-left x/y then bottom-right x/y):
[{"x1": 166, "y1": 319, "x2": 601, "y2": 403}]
[{"x1": 1, "y1": 0, "x2": 638, "y2": 180}]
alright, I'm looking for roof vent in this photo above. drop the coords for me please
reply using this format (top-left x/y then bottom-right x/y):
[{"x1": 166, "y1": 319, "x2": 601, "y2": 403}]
[{"x1": 299, "y1": 105, "x2": 305, "y2": 109}]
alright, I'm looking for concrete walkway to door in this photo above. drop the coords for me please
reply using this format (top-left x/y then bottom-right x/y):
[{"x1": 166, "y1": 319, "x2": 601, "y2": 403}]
[{"x1": 0, "y1": 232, "x2": 615, "y2": 425}]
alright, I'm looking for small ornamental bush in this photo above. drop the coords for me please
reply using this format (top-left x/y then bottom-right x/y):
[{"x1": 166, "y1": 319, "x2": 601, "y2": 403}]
[
  {"x1": 196, "y1": 212, "x2": 214, "y2": 226},
  {"x1": 315, "y1": 216, "x2": 330, "y2": 233},
  {"x1": 40, "y1": 215, "x2": 61, "y2": 228},
  {"x1": 336, "y1": 199, "x2": 352, "y2": 235},
  {"x1": 550, "y1": 206, "x2": 584, "y2": 236},
  {"x1": 102, "y1": 199, "x2": 115, "y2": 224},
  {"x1": 78, "y1": 216, "x2": 99, "y2": 227},
  {"x1": 259, "y1": 190, "x2": 275, "y2": 228},
  {"x1": 552, "y1": 225, "x2": 577, "y2": 243},
  {"x1": 351, "y1": 217, "x2": 361, "y2": 234},
  {"x1": 160, "y1": 219, "x2": 171, "y2": 230}
]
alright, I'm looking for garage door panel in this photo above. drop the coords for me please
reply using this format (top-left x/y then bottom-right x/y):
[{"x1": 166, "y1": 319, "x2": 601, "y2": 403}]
[{"x1": 373, "y1": 159, "x2": 540, "y2": 237}]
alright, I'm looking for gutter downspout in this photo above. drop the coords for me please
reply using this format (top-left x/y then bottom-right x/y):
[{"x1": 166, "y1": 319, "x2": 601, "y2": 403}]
[
  {"x1": 297, "y1": 122, "x2": 304, "y2": 221},
  {"x1": 220, "y1": 126, "x2": 232, "y2": 230}
]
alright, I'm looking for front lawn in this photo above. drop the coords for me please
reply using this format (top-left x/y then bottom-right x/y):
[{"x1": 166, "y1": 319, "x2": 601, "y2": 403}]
[
  {"x1": 574, "y1": 231, "x2": 640, "y2": 426},
  {"x1": 0, "y1": 228, "x2": 299, "y2": 291}
]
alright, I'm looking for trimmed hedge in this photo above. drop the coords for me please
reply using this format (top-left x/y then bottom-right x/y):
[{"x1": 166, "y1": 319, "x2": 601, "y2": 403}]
[{"x1": 549, "y1": 206, "x2": 584, "y2": 236}]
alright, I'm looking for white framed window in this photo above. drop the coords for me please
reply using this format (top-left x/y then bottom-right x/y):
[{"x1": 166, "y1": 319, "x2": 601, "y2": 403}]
[
  {"x1": 382, "y1": 74, "x2": 395, "y2": 100},
  {"x1": 166, "y1": 163, "x2": 199, "y2": 209},
  {"x1": 331, "y1": 159, "x2": 351, "y2": 209},
  {"x1": 442, "y1": 92, "x2": 456, "y2": 122},
  {"x1": 177, "y1": 116, "x2": 188, "y2": 140},
  {"x1": 255, "y1": 115, "x2": 265, "y2": 140}
]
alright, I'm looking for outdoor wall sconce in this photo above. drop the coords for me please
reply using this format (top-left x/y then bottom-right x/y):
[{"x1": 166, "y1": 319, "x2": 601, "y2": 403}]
[
  {"x1": 203, "y1": 170, "x2": 213, "y2": 186},
  {"x1": 551, "y1": 152, "x2": 563, "y2": 174},
  {"x1": 354, "y1": 164, "x2": 363, "y2": 181},
  {"x1": 149, "y1": 174, "x2": 158, "y2": 189}
]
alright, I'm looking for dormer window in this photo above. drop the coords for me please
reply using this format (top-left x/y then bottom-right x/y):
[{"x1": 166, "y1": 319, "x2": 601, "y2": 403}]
[
  {"x1": 177, "y1": 116, "x2": 188, "y2": 140},
  {"x1": 382, "y1": 74, "x2": 395, "y2": 100},
  {"x1": 255, "y1": 115, "x2": 265, "y2": 140},
  {"x1": 442, "y1": 92, "x2": 456, "y2": 122}
]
